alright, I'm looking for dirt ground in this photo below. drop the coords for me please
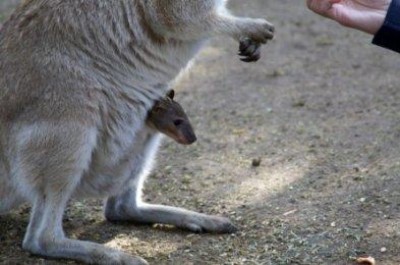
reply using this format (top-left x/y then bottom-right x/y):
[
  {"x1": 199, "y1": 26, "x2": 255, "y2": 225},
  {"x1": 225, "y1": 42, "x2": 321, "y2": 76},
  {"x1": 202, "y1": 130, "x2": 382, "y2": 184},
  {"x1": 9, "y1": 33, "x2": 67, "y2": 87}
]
[{"x1": 1, "y1": 1, "x2": 400, "y2": 265}]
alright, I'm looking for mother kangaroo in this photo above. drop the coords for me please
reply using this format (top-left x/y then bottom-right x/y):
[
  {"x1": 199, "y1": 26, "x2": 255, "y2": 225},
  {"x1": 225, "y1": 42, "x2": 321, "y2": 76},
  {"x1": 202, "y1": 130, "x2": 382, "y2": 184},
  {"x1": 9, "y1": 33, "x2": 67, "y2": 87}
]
[{"x1": 0, "y1": 0, "x2": 274, "y2": 264}]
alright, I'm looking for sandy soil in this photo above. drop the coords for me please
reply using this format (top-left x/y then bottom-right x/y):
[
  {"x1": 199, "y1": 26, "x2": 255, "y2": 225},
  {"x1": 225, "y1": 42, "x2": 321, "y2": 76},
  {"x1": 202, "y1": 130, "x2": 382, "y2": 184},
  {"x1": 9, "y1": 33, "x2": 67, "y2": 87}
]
[{"x1": 1, "y1": 1, "x2": 399, "y2": 264}]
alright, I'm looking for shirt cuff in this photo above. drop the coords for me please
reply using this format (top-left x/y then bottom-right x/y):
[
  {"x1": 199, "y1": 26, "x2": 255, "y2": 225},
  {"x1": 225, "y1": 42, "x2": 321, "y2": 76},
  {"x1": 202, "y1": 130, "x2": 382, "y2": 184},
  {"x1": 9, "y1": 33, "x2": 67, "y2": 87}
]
[{"x1": 372, "y1": 0, "x2": 400, "y2": 53}]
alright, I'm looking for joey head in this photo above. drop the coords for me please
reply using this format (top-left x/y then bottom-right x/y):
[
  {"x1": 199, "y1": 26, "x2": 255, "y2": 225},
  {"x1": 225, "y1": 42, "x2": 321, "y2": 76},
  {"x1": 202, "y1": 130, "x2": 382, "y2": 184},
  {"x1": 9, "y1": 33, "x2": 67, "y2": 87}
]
[{"x1": 147, "y1": 90, "x2": 197, "y2": 145}]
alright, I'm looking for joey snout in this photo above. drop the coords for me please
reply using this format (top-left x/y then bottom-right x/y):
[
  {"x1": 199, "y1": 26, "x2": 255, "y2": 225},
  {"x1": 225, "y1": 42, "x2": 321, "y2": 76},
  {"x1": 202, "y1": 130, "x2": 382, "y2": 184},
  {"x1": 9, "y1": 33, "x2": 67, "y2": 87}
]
[{"x1": 170, "y1": 119, "x2": 197, "y2": 145}]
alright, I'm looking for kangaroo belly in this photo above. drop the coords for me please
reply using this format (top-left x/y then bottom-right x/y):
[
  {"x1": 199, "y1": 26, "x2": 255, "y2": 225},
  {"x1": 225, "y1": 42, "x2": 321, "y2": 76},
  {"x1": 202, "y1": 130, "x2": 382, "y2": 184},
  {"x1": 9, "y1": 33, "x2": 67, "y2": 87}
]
[{"x1": 74, "y1": 124, "x2": 161, "y2": 199}]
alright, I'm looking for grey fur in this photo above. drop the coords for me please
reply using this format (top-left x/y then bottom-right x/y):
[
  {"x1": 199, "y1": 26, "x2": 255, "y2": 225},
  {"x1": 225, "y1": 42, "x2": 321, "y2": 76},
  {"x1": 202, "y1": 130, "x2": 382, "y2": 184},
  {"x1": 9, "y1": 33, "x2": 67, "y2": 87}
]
[{"x1": 0, "y1": 0, "x2": 273, "y2": 264}]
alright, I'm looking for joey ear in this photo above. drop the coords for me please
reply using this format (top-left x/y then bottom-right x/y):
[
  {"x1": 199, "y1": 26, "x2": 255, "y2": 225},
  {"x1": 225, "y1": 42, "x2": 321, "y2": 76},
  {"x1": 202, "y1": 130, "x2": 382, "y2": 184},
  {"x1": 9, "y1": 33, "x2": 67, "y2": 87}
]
[{"x1": 167, "y1": 89, "x2": 175, "y2": 100}]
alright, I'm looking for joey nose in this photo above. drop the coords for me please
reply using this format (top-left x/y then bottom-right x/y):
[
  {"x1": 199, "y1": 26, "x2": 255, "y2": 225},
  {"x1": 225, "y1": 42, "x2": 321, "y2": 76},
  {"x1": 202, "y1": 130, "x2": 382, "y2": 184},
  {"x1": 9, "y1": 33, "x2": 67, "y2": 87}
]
[
  {"x1": 186, "y1": 131, "x2": 197, "y2": 145},
  {"x1": 180, "y1": 124, "x2": 197, "y2": 145}
]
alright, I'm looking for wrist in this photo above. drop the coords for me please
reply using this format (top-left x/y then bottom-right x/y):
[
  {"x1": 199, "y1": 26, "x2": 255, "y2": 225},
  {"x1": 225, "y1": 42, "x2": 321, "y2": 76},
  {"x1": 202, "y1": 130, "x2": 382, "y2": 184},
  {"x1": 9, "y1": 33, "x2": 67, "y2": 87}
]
[
  {"x1": 372, "y1": 0, "x2": 400, "y2": 53},
  {"x1": 362, "y1": 11, "x2": 388, "y2": 35}
]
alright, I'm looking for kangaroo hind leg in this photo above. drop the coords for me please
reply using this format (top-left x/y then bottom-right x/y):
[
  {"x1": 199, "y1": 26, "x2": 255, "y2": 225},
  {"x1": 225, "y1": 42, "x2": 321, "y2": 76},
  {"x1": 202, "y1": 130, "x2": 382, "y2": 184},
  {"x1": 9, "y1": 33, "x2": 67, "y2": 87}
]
[
  {"x1": 105, "y1": 178, "x2": 237, "y2": 234},
  {"x1": 0, "y1": 184, "x2": 25, "y2": 215},
  {"x1": 13, "y1": 122, "x2": 147, "y2": 264},
  {"x1": 0, "y1": 163, "x2": 25, "y2": 215}
]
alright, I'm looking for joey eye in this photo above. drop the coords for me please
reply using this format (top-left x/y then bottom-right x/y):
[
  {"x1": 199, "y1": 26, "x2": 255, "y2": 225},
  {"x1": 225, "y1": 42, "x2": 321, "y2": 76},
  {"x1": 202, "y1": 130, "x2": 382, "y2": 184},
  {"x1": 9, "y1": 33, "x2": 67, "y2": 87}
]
[{"x1": 174, "y1": 119, "x2": 184, "y2": 126}]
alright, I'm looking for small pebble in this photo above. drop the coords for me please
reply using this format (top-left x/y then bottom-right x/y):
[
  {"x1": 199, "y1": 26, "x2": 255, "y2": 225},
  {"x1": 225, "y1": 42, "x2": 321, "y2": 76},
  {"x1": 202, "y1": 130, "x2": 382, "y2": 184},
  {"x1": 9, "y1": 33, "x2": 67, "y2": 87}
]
[{"x1": 252, "y1": 158, "x2": 262, "y2": 167}]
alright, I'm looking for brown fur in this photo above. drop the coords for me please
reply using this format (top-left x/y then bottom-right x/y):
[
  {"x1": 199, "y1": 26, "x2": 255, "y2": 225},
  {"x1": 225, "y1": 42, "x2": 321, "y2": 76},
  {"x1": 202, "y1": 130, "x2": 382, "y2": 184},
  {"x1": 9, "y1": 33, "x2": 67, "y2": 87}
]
[{"x1": 147, "y1": 90, "x2": 196, "y2": 145}]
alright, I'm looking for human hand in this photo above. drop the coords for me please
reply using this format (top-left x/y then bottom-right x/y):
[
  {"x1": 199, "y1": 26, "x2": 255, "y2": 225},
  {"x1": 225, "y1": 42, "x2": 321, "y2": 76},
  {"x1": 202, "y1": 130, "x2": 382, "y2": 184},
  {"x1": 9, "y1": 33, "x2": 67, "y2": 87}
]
[{"x1": 307, "y1": 0, "x2": 391, "y2": 34}]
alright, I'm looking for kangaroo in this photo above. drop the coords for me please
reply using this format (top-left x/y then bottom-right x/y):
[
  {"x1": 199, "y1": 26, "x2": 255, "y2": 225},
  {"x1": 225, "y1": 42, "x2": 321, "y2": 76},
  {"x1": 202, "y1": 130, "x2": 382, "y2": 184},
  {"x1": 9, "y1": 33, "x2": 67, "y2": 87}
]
[{"x1": 0, "y1": 0, "x2": 274, "y2": 264}]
